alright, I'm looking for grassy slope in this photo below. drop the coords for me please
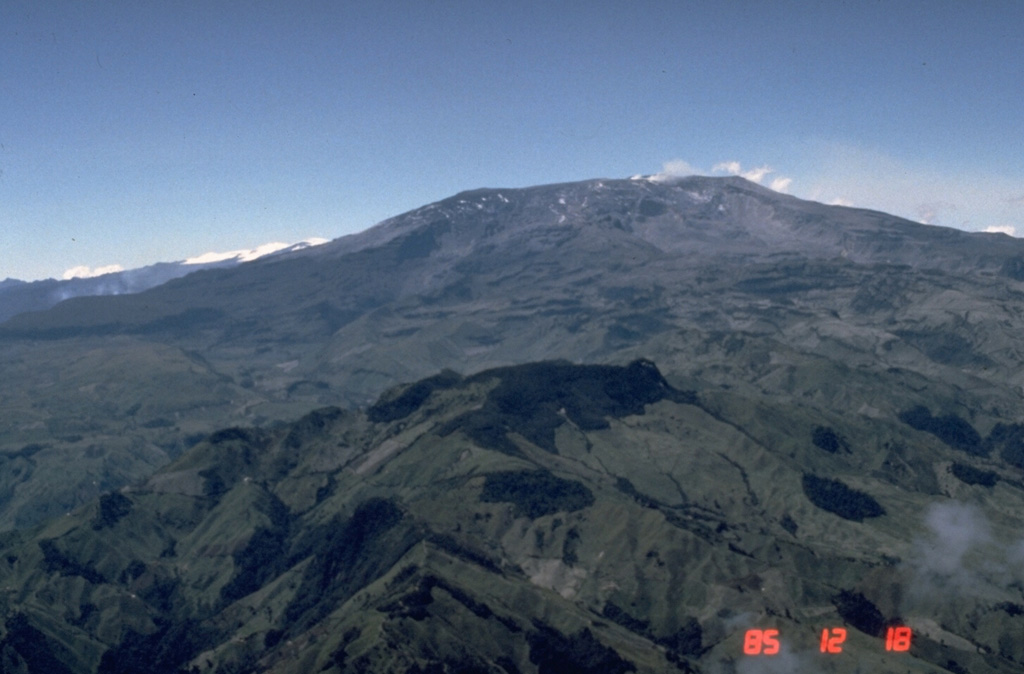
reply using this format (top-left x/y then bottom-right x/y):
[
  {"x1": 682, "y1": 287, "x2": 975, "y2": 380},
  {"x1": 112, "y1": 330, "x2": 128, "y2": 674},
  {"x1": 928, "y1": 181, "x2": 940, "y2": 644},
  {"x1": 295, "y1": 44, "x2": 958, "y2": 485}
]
[{"x1": 0, "y1": 361, "x2": 1020, "y2": 673}]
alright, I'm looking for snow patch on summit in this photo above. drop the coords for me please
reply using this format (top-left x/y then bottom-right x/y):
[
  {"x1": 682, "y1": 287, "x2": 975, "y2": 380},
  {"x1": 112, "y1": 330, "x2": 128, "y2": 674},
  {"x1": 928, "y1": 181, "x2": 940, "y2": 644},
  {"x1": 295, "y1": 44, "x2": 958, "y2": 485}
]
[
  {"x1": 184, "y1": 238, "x2": 328, "y2": 265},
  {"x1": 62, "y1": 264, "x2": 126, "y2": 280}
]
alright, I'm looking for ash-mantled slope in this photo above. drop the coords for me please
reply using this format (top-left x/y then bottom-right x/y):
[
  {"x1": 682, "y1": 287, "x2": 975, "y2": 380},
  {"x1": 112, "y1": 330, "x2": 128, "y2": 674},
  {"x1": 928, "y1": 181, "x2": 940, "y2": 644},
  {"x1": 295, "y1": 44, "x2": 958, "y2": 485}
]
[
  {"x1": 0, "y1": 359, "x2": 1022, "y2": 673},
  {"x1": 3, "y1": 175, "x2": 1024, "y2": 535}
]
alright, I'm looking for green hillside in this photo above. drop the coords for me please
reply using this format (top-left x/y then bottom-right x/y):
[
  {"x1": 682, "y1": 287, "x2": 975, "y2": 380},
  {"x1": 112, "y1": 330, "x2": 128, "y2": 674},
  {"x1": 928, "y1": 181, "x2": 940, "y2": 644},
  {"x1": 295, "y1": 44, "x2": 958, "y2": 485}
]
[{"x1": 0, "y1": 360, "x2": 1020, "y2": 673}]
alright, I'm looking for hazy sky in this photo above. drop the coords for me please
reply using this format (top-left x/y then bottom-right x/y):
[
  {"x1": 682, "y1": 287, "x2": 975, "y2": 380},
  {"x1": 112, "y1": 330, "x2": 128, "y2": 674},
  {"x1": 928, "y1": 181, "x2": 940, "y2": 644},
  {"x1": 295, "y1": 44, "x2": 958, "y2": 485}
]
[{"x1": 2, "y1": 1, "x2": 1022, "y2": 280}]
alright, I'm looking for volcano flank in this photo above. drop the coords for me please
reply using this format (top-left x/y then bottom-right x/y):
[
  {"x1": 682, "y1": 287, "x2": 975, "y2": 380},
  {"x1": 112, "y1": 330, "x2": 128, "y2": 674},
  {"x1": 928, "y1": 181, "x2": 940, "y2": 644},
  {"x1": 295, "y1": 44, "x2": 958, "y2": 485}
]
[{"x1": 1, "y1": 176, "x2": 1024, "y2": 671}]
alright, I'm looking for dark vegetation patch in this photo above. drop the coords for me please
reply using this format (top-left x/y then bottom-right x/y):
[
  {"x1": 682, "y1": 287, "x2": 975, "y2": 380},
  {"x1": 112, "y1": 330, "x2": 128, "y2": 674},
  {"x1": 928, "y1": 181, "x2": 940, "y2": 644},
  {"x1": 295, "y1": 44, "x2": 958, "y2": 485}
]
[
  {"x1": 284, "y1": 498, "x2": 416, "y2": 631},
  {"x1": 832, "y1": 590, "x2": 886, "y2": 637},
  {"x1": 324, "y1": 626, "x2": 361, "y2": 671},
  {"x1": 383, "y1": 574, "x2": 496, "y2": 623},
  {"x1": 949, "y1": 462, "x2": 999, "y2": 488},
  {"x1": 136, "y1": 307, "x2": 227, "y2": 337},
  {"x1": 7, "y1": 444, "x2": 45, "y2": 460},
  {"x1": 315, "y1": 474, "x2": 337, "y2": 505},
  {"x1": 393, "y1": 221, "x2": 448, "y2": 261},
  {"x1": 1000, "y1": 256, "x2": 1024, "y2": 281},
  {"x1": 379, "y1": 575, "x2": 435, "y2": 621},
  {"x1": 206, "y1": 427, "x2": 256, "y2": 445},
  {"x1": 138, "y1": 576, "x2": 181, "y2": 615},
  {"x1": 442, "y1": 410, "x2": 523, "y2": 456},
  {"x1": 195, "y1": 429, "x2": 272, "y2": 498},
  {"x1": 637, "y1": 198, "x2": 667, "y2": 217},
  {"x1": 220, "y1": 525, "x2": 290, "y2": 604},
  {"x1": 264, "y1": 628, "x2": 285, "y2": 650},
  {"x1": 308, "y1": 300, "x2": 363, "y2": 335},
  {"x1": 379, "y1": 576, "x2": 505, "y2": 639},
  {"x1": 658, "y1": 617, "x2": 703, "y2": 658},
  {"x1": 615, "y1": 477, "x2": 660, "y2": 508},
  {"x1": 97, "y1": 619, "x2": 218, "y2": 674},
  {"x1": 997, "y1": 602, "x2": 1024, "y2": 617},
  {"x1": 561, "y1": 527, "x2": 581, "y2": 565},
  {"x1": 734, "y1": 276, "x2": 824, "y2": 295},
  {"x1": 480, "y1": 471, "x2": 594, "y2": 519},
  {"x1": 811, "y1": 426, "x2": 850, "y2": 454},
  {"x1": 368, "y1": 370, "x2": 462, "y2": 423},
  {"x1": 496, "y1": 657, "x2": 523, "y2": 674},
  {"x1": 91, "y1": 491, "x2": 133, "y2": 530},
  {"x1": 285, "y1": 379, "x2": 330, "y2": 396},
  {"x1": 732, "y1": 260, "x2": 858, "y2": 296},
  {"x1": 894, "y1": 330, "x2": 991, "y2": 368},
  {"x1": 603, "y1": 314, "x2": 670, "y2": 349},
  {"x1": 801, "y1": 474, "x2": 885, "y2": 522},
  {"x1": 441, "y1": 359, "x2": 694, "y2": 454},
  {"x1": 898, "y1": 406, "x2": 984, "y2": 456},
  {"x1": 945, "y1": 660, "x2": 969, "y2": 674},
  {"x1": 38, "y1": 539, "x2": 106, "y2": 584},
  {"x1": 437, "y1": 578, "x2": 493, "y2": 620},
  {"x1": 120, "y1": 559, "x2": 146, "y2": 583},
  {"x1": 780, "y1": 514, "x2": 798, "y2": 535},
  {"x1": 70, "y1": 602, "x2": 97, "y2": 628},
  {"x1": 198, "y1": 467, "x2": 228, "y2": 498},
  {"x1": 140, "y1": 417, "x2": 175, "y2": 429},
  {"x1": 425, "y1": 533, "x2": 502, "y2": 573},
  {"x1": 985, "y1": 423, "x2": 1024, "y2": 470},
  {"x1": 0, "y1": 613, "x2": 76, "y2": 674},
  {"x1": 283, "y1": 406, "x2": 344, "y2": 448},
  {"x1": 601, "y1": 602, "x2": 649, "y2": 635},
  {"x1": 528, "y1": 623, "x2": 636, "y2": 674}
]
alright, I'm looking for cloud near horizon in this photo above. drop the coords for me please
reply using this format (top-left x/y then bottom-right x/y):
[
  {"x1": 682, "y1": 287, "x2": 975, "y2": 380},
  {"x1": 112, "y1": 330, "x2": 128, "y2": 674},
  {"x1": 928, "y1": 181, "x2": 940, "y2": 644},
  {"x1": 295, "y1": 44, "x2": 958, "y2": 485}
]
[
  {"x1": 647, "y1": 159, "x2": 699, "y2": 182},
  {"x1": 652, "y1": 159, "x2": 793, "y2": 194},
  {"x1": 797, "y1": 140, "x2": 1024, "y2": 235},
  {"x1": 712, "y1": 161, "x2": 792, "y2": 193}
]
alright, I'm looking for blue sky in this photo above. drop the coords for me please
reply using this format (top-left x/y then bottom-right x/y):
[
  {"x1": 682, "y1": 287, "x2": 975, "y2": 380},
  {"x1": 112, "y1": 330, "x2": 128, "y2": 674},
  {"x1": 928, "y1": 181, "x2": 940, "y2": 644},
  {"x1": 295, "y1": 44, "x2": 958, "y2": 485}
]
[{"x1": 2, "y1": 1, "x2": 1022, "y2": 280}]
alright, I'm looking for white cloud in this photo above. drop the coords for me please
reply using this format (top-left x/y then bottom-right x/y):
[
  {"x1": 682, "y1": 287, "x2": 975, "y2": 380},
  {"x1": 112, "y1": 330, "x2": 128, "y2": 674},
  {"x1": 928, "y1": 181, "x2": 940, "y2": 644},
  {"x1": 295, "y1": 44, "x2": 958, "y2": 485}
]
[
  {"x1": 902, "y1": 501, "x2": 1024, "y2": 613},
  {"x1": 649, "y1": 159, "x2": 698, "y2": 182},
  {"x1": 712, "y1": 160, "x2": 742, "y2": 175},
  {"x1": 828, "y1": 197, "x2": 854, "y2": 207},
  {"x1": 62, "y1": 264, "x2": 125, "y2": 280},
  {"x1": 741, "y1": 165, "x2": 772, "y2": 183},
  {"x1": 661, "y1": 159, "x2": 697, "y2": 176},
  {"x1": 712, "y1": 160, "x2": 790, "y2": 194},
  {"x1": 984, "y1": 225, "x2": 1017, "y2": 236},
  {"x1": 650, "y1": 159, "x2": 793, "y2": 192},
  {"x1": 712, "y1": 160, "x2": 793, "y2": 193},
  {"x1": 794, "y1": 140, "x2": 1023, "y2": 234},
  {"x1": 916, "y1": 201, "x2": 957, "y2": 225}
]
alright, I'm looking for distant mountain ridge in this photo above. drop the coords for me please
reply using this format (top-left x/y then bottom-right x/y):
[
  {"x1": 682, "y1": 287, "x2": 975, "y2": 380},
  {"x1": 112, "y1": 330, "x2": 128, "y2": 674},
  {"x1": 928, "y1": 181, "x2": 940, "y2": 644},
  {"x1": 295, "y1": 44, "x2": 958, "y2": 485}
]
[{"x1": 0, "y1": 238, "x2": 326, "y2": 325}]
